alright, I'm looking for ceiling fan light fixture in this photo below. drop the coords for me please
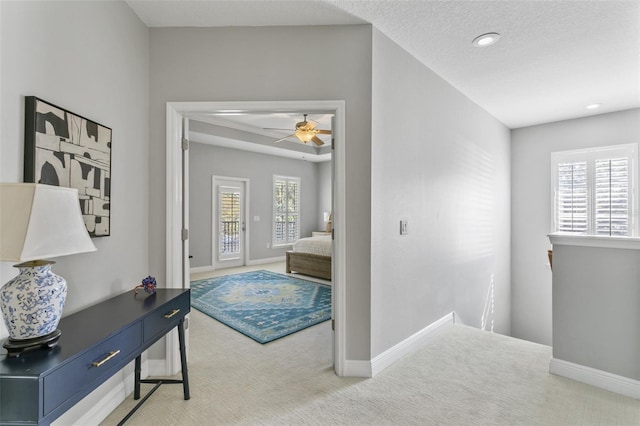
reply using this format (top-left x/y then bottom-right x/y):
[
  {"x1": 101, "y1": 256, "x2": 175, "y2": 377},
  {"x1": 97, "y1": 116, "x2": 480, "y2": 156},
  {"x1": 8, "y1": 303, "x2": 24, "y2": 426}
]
[
  {"x1": 271, "y1": 114, "x2": 330, "y2": 145},
  {"x1": 295, "y1": 129, "x2": 316, "y2": 143},
  {"x1": 472, "y1": 32, "x2": 501, "y2": 47}
]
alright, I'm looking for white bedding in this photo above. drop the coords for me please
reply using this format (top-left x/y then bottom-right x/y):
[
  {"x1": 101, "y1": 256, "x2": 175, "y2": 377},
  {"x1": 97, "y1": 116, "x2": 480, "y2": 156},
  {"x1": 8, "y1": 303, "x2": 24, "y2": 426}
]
[{"x1": 292, "y1": 235, "x2": 332, "y2": 257}]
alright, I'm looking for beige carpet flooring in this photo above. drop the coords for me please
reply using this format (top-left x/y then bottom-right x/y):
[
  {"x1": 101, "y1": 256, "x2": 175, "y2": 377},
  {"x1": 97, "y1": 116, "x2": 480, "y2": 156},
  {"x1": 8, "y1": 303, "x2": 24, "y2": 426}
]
[{"x1": 100, "y1": 266, "x2": 639, "y2": 425}]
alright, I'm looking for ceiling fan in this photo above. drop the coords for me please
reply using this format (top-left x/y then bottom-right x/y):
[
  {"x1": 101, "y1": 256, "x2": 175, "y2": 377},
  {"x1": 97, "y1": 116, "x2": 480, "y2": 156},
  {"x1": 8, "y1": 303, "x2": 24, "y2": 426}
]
[{"x1": 267, "y1": 114, "x2": 331, "y2": 146}]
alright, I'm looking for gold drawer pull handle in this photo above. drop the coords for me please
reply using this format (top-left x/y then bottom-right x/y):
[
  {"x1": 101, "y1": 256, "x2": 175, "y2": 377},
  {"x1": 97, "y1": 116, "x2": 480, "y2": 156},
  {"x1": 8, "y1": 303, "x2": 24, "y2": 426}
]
[
  {"x1": 164, "y1": 309, "x2": 180, "y2": 319},
  {"x1": 92, "y1": 350, "x2": 121, "y2": 367}
]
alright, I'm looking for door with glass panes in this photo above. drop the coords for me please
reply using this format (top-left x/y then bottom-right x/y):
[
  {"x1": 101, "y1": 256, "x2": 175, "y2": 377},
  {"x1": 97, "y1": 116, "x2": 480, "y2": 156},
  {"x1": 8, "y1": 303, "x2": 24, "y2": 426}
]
[{"x1": 214, "y1": 179, "x2": 246, "y2": 269}]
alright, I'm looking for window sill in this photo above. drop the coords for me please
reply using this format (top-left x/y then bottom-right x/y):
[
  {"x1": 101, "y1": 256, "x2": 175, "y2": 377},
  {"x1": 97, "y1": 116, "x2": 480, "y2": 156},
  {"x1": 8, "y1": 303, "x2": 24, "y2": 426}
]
[{"x1": 548, "y1": 233, "x2": 640, "y2": 250}]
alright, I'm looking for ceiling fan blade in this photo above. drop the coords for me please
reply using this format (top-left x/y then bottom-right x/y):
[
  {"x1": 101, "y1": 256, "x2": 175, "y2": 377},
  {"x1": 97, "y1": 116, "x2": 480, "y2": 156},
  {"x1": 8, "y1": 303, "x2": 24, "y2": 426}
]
[
  {"x1": 316, "y1": 129, "x2": 332, "y2": 134},
  {"x1": 264, "y1": 127, "x2": 294, "y2": 131},
  {"x1": 311, "y1": 136, "x2": 324, "y2": 146},
  {"x1": 274, "y1": 134, "x2": 296, "y2": 143}
]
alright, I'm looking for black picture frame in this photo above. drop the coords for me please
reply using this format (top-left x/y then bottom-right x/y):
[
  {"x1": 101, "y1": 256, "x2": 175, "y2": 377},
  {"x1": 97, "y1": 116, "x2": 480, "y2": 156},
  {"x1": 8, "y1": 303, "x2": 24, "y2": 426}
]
[{"x1": 24, "y1": 96, "x2": 112, "y2": 237}]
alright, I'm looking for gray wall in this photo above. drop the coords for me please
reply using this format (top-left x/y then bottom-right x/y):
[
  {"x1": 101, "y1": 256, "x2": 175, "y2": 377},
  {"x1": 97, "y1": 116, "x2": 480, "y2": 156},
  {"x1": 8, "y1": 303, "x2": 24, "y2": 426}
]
[
  {"x1": 552, "y1": 244, "x2": 640, "y2": 380},
  {"x1": 149, "y1": 25, "x2": 373, "y2": 360},
  {"x1": 0, "y1": 1, "x2": 149, "y2": 422},
  {"x1": 189, "y1": 142, "x2": 323, "y2": 267},
  {"x1": 370, "y1": 30, "x2": 512, "y2": 356},
  {"x1": 317, "y1": 161, "x2": 332, "y2": 231},
  {"x1": 511, "y1": 108, "x2": 640, "y2": 345},
  {"x1": 0, "y1": 0, "x2": 149, "y2": 333}
]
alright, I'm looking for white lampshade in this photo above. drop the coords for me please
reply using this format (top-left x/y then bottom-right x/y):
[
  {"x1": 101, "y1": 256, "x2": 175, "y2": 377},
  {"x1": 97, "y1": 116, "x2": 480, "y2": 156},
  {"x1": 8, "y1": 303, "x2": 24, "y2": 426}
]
[{"x1": 0, "y1": 183, "x2": 97, "y2": 262}]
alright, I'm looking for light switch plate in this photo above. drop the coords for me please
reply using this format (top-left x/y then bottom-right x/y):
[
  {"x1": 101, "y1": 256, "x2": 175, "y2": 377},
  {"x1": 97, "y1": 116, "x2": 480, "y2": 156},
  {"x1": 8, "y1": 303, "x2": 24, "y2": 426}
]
[{"x1": 400, "y1": 219, "x2": 408, "y2": 235}]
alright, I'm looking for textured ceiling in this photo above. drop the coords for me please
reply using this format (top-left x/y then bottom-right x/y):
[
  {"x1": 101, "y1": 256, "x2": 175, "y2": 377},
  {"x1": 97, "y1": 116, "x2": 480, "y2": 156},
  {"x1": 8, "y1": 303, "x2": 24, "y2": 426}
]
[
  {"x1": 127, "y1": 0, "x2": 640, "y2": 129},
  {"x1": 329, "y1": 0, "x2": 640, "y2": 128}
]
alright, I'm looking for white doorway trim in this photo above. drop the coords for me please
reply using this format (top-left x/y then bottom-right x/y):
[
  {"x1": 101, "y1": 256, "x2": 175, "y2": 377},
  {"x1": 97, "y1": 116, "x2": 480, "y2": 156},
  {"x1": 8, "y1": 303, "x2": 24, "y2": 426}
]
[{"x1": 165, "y1": 100, "x2": 347, "y2": 376}]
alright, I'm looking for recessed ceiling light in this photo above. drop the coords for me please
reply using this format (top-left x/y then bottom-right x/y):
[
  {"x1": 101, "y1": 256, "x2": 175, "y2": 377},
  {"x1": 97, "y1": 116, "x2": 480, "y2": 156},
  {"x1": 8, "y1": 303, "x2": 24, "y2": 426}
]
[
  {"x1": 472, "y1": 32, "x2": 501, "y2": 47},
  {"x1": 586, "y1": 103, "x2": 601, "y2": 110}
]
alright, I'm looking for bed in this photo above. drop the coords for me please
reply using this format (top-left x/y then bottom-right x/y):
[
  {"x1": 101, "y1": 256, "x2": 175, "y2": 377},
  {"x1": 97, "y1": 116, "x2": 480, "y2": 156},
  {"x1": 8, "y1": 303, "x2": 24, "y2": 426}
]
[{"x1": 286, "y1": 234, "x2": 332, "y2": 280}]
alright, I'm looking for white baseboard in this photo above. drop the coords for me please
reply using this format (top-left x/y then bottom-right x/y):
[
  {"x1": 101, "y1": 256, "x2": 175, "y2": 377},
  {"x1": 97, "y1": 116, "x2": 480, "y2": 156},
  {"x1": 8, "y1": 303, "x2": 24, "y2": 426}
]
[
  {"x1": 53, "y1": 362, "x2": 137, "y2": 426},
  {"x1": 148, "y1": 359, "x2": 167, "y2": 377},
  {"x1": 51, "y1": 358, "x2": 159, "y2": 425},
  {"x1": 370, "y1": 312, "x2": 455, "y2": 377},
  {"x1": 550, "y1": 358, "x2": 640, "y2": 399},
  {"x1": 71, "y1": 377, "x2": 129, "y2": 426},
  {"x1": 190, "y1": 265, "x2": 214, "y2": 274},
  {"x1": 342, "y1": 360, "x2": 372, "y2": 378},
  {"x1": 246, "y1": 256, "x2": 285, "y2": 266},
  {"x1": 190, "y1": 257, "x2": 285, "y2": 273}
]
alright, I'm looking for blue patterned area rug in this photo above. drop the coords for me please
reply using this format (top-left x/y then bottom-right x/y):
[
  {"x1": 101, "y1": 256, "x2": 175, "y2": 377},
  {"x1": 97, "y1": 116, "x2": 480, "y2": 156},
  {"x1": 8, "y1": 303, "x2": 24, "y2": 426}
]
[{"x1": 191, "y1": 270, "x2": 331, "y2": 344}]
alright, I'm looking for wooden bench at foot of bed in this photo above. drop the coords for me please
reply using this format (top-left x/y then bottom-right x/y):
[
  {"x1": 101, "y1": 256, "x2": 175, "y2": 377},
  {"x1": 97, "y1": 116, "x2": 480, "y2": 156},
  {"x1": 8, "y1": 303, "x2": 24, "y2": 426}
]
[{"x1": 286, "y1": 251, "x2": 332, "y2": 281}]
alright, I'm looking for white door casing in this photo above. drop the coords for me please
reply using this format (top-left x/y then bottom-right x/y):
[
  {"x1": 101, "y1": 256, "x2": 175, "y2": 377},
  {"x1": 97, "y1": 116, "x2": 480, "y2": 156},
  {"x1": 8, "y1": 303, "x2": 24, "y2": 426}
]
[{"x1": 165, "y1": 100, "x2": 346, "y2": 376}]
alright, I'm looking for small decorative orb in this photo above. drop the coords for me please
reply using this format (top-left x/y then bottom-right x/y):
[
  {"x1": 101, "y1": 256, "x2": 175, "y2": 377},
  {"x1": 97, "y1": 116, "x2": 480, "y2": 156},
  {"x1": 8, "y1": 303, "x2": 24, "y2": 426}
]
[{"x1": 134, "y1": 276, "x2": 157, "y2": 294}]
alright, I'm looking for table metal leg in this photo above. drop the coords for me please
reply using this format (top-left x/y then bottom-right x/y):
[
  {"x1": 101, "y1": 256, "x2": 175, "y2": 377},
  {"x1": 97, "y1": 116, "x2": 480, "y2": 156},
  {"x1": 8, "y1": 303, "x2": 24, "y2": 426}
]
[
  {"x1": 120, "y1": 320, "x2": 190, "y2": 424},
  {"x1": 177, "y1": 318, "x2": 190, "y2": 400},
  {"x1": 134, "y1": 355, "x2": 141, "y2": 400}
]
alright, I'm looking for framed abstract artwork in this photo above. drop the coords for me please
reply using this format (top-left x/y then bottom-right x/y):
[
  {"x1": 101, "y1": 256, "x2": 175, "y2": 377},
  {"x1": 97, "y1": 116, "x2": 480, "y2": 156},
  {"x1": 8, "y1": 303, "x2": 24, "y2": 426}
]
[{"x1": 24, "y1": 96, "x2": 112, "y2": 237}]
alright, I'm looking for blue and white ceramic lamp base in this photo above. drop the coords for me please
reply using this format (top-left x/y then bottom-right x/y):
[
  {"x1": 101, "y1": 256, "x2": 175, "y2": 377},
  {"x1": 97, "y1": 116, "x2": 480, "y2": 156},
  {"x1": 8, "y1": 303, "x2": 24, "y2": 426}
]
[{"x1": 0, "y1": 261, "x2": 66, "y2": 355}]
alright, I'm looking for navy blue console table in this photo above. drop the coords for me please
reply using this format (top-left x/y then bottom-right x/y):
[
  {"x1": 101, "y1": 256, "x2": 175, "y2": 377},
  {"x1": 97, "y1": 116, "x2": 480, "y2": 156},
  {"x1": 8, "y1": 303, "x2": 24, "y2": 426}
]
[{"x1": 0, "y1": 288, "x2": 190, "y2": 425}]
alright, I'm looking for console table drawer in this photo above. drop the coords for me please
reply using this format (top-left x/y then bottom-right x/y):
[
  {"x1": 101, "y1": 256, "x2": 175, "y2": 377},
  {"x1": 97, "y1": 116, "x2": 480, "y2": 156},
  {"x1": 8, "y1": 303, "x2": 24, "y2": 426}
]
[
  {"x1": 43, "y1": 321, "x2": 142, "y2": 416},
  {"x1": 143, "y1": 292, "x2": 190, "y2": 343}
]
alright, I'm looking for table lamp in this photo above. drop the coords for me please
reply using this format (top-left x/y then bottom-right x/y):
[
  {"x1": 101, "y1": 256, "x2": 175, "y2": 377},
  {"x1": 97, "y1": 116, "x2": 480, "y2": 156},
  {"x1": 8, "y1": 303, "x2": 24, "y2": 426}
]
[
  {"x1": 325, "y1": 212, "x2": 332, "y2": 233},
  {"x1": 0, "y1": 183, "x2": 97, "y2": 356}
]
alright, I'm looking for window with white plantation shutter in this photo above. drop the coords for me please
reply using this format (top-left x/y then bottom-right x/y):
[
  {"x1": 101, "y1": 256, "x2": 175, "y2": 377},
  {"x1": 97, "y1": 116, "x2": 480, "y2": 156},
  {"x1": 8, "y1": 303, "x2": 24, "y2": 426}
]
[
  {"x1": 273, "y1": 175, "x2": 300, "y2": 246},
  {"x1": 557, "y1": 161, "x2": 588, "y2": 233},
  {"x1": 551, "y1": 144, "x2": 638, "y2": 236},
  {"x1": 595, "y1": 158, "x2": 629, "y2": 236}
]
